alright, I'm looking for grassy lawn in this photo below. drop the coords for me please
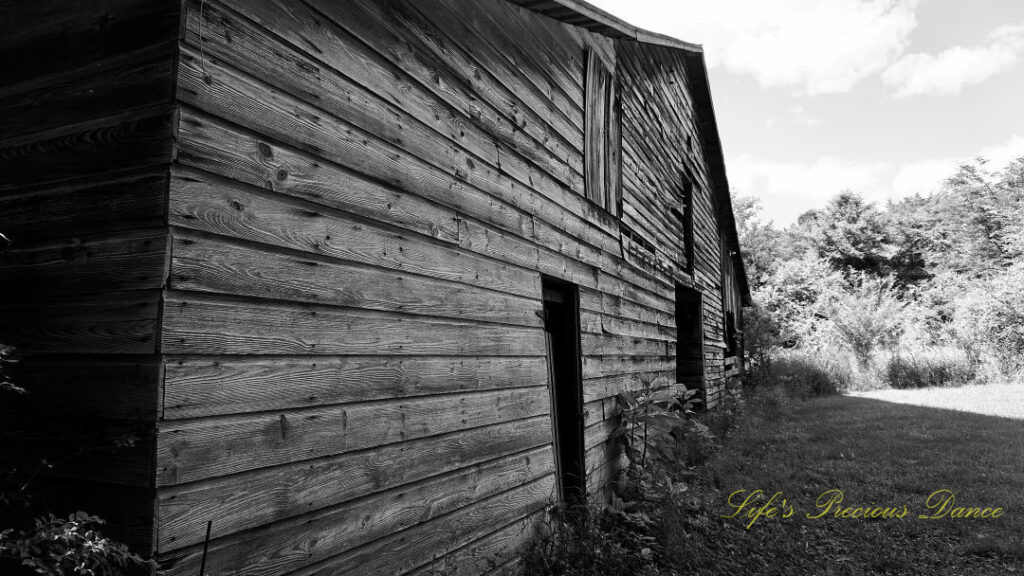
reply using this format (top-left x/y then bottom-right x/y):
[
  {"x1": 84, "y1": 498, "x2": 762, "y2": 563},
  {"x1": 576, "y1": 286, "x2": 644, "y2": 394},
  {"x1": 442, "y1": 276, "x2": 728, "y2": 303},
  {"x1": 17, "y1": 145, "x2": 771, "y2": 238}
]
[{"x1": 681, "y1": 387, "x2": 1024, "y2": 575}]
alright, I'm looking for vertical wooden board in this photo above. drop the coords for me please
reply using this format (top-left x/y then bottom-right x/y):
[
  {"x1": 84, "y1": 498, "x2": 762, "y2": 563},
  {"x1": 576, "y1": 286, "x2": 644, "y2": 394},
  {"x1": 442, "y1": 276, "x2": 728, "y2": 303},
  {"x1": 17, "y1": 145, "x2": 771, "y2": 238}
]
[
  {"x1": 156, "y1": 417, "x2": 553, "y2": 550},
  {"x1": 606, "y1": 78, "x2": 623, "y2": 216},
  {"x1": 156, "y1": 387, "x2": 550, "y2": 485},
  {"x1": 584, "y1": 50, "x2": 608, "y2": 208}
]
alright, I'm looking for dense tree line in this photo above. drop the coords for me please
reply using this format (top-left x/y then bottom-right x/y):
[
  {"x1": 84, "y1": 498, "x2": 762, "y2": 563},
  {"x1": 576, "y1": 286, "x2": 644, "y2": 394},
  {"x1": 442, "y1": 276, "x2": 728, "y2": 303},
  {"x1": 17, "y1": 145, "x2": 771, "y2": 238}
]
[{"x1": 737, "y1": 157, "x2": 1024, "y2": 389}]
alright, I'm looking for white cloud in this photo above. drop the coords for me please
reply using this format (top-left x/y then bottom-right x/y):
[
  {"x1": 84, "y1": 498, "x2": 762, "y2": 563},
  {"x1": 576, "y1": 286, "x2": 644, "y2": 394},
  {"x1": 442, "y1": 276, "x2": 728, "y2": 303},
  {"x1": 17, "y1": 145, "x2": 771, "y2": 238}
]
[
  {"x1": 882, "y1": 24, "x2": 1024, "y2": 97},
  {"x1": 728, "y1": 154, "x2": 891, "y2": 224},
  {"x1": 791, "y1": 106, "x2": 822, "y2": 127},
  {"x1": 730, "y1": 134, "x2": 1024, "y2": 225},
  {"x1": 892, "y1": 134, "x2": 1024, "y2": 196},
  {"x1": 588, "y1": 0, "x2": 919, "y2": 95}
]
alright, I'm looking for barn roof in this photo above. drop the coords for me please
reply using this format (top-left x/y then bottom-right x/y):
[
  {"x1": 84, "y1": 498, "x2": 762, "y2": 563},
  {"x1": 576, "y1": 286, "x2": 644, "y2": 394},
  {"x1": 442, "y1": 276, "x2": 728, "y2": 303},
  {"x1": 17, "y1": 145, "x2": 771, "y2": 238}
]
[{"x1": 508, "y1": 0, "x2": 751, "y2": 303}]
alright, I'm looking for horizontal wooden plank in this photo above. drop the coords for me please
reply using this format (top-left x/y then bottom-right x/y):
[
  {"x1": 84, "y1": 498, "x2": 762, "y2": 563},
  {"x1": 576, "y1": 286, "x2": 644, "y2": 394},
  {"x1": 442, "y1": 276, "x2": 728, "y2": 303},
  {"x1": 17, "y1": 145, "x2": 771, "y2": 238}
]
[
  {"x1": 156, "y1": 386, "x2": 550, "y2": 485},
  {"x1": 0, "y1": 0, "x2": 179, "y2": 90},
  {"x1": 0, "y1": 171, "x2": 167, "y2": 242},
  {"x1": 0, "y1": 229, "x2": 168, "y2": 297},
  {"x1": 169, "y1": 229, "x2": 543, "y2": 329},
  {"x1": 583, "y1": 371, "x2": 674, "y2": 403},
  {"x1": 156, "y1": 416, "x2": 552, "y2": 549},
  {"x1": 175, "y1": 40, "x2": 618, "y2": 256},
  {"x1": 0, "y1": 290, "x2": 160, "y2": 354},
  {"x1": 174, "y1": 109, "x2": 462, "y2": 245},
  {"x1": 160, "y1": 292, "x2": 546, "y2": 356},
  {"x1": 0, "y1": 110, "x2": 174, "y2": 192},
  {"x1": 158, "y1": 447, "x2": 553, "y2": 576},
  {"x1": 580, "y1": 310, "x2": 675, "y2": 342},
  {"x1": 0, "y1": 53, "x2": 173, "y2": 140},
  {"x1": 162, "y1": 355, "x2": 549, "y2": 419},
  {"x1": 287, "y1": 475, "x2": 555, "y2": 576},
  {"x1": 183, "y1": 0, "x2": 585, "y2": 207},
  {"x1": 169, "y1": 167, "x2": 541, "y2": 298},
  {"x1": 12, "y1": 357, "x2": 160, "y2": 420},
  {"x1": 404, "y1": 508, "x2": 546, "y2": 576},
  {"x1": 579, "y1": 287, "x2": 675, "y2": 326},
  {"x1": 581, "y1": 355, "x2": 675, "y2": 379},
  {"x1": 581, "y1": 332, "x2": 672, "y2": 357}
]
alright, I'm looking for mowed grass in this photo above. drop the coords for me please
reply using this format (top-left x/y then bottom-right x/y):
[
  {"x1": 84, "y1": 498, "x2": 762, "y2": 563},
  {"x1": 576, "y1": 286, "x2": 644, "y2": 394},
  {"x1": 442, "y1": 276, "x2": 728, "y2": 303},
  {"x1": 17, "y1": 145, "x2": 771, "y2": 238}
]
[{"x1": 680, "y1": 388, "x2": 1024, "y2": 575}]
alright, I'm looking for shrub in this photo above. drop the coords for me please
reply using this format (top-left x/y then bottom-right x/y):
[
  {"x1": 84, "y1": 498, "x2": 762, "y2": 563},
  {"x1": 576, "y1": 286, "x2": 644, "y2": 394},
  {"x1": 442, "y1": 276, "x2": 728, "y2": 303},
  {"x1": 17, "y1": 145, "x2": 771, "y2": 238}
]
[
  {"x1": 882, "y1": 351, "x2": 977, "y2": 389},
  {"x1": 950, "y1": 265, "x2": 1024, "y2": 374},
  {"x1": 827, "y1": 277, "x2": 912, "y2": 367},
  {"x1": 518, "y1": 505, "x2": 661, "y2": 576},
  {"x1": 1, "y1": 512, "x2": 149, "y2": 576},
  {"x1": 761, "y1": 351, "x2": 850, "y2": 398}
]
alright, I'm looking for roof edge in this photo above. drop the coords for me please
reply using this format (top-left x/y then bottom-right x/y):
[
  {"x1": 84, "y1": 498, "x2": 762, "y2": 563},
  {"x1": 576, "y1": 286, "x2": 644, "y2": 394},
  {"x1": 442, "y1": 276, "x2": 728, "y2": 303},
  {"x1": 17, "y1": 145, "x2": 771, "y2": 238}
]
[{"x1": 507, "y1": 0, "x2": 703, "y2": 53}]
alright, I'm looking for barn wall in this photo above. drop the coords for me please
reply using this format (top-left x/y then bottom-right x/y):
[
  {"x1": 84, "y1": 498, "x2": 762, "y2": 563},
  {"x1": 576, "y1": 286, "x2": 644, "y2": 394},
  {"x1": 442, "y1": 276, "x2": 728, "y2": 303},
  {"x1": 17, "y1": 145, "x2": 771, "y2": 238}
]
[
  {"x1": 0, "y1": 0, "x2": 180, "y2": 552},
  {"x1": 152, "y1": 1, "x2": 734, "y2": 575},
  {"x1": 616, "y1": 41, "x2": 732, "y2": 405}
]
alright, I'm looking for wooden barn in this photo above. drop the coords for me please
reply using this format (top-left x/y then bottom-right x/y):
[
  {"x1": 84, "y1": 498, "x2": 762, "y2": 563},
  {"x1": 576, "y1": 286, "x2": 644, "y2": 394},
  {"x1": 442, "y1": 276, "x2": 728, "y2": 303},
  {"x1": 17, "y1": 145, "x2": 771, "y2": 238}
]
[{"x1": 0, "y1": 0, "x2": 749, "y2": 574}]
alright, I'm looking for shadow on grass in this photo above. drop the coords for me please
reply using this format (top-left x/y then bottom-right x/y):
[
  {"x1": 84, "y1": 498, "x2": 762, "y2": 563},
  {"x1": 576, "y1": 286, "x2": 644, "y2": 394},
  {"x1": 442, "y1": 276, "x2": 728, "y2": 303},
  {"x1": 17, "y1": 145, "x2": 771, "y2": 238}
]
[{"x1": 683, "y1": 394, "x2": 1024, "y2": 576}]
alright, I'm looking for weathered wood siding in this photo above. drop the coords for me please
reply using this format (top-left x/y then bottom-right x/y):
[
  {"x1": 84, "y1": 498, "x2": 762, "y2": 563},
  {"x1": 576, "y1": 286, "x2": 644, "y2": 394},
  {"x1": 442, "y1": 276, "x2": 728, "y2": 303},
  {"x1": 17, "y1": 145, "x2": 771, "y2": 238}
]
[
  {"x1": 617, "y1": 41, "x2": 734, "y2": 405},
  {"x1": 0, "y1": 0, "x2": 179, "y2": 552},
  {"x1": 153, "y1": 0, "x2": 709, "y2": 573},
  {"x1": 0, "y1": 0, "x2": 742, "y2": 572}
]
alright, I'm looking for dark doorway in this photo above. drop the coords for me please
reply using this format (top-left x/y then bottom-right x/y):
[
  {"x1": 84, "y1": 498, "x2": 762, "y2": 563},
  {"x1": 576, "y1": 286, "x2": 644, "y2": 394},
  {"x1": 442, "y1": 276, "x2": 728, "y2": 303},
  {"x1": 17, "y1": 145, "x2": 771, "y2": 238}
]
[
  {"x1": 542, "y1": 278, "x2": 585, "y2": 503},
  {"x1": 675, "y1": 285, "x2": 704, "y2": 397}
]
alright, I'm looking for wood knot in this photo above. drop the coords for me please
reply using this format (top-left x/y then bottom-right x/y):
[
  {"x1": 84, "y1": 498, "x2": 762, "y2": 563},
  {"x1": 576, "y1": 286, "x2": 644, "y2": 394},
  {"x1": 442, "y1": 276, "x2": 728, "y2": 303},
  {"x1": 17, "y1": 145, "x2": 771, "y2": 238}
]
[
  {"x1": 257, "y1": 142, "x2": 273, "y2": 158},
  {"x1": 276, "y1": 169, "x2": 288, "y2": 181}
]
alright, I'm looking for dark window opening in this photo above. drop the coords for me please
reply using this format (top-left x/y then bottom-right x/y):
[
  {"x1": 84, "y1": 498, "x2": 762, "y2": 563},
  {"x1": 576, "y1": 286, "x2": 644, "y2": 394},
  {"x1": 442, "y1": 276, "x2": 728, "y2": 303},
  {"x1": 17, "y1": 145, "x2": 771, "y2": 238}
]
[
  {"x1": 675, "y1": 285, "x2": 704, "y2": 397},
  {"x1": 621, "y1": 223, "x2": 656, "y2": 257},
  {"x1": 542, "y1": 278, "x2": 585, "y2": 504}
]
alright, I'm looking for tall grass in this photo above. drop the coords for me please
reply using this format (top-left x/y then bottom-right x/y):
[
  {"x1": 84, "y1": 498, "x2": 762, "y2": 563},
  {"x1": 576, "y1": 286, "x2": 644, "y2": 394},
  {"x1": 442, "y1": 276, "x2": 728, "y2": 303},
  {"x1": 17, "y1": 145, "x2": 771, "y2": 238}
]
[{"x1": 882, "y1": 349, "x2": 977, "y2": 389}]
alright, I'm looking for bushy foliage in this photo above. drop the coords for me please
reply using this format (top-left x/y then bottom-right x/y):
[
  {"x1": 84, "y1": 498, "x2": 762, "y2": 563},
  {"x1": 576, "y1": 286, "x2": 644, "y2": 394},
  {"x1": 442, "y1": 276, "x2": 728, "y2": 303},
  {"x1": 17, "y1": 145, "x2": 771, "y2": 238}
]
[
  {"x1": 520, "y1": 385, "x2": 743, "y2": 576},
  {"x1": 826, "y1": 277, "x2": 915, "y2": 367},
  {"x1": 0, "y1": 333, "x2": 152, "y2": 576},
  {"x1": 949, "y1": 266, "x2": 1024, "y2": 373},
  {"x1": 882, "y1": 351, "x2": 977, "y2": 389},
  {"x1": 735, "y1": 154, "x2": 1024, "y2": 390},
  {"x1": 0, "y1": 513, "x2": 149, "y2": 576}
]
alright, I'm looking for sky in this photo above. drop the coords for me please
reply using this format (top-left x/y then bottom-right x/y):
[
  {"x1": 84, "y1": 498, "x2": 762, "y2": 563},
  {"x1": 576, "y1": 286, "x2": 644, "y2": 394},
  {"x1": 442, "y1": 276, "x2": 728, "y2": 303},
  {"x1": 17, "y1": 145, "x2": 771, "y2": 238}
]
[{"x1": 587, "y1": 0, "x2": 1024, "y2": 225}]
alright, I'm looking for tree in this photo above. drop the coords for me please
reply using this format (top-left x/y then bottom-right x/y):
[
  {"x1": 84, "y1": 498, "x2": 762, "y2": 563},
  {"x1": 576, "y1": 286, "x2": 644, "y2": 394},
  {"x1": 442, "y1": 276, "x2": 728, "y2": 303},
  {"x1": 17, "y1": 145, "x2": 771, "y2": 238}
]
[
  {"x1": 790, "y1": 192, "x2": 895, "y2": 276},
  {"x1": 732, "y1": 194, "x2": 782, "y2": 289}
]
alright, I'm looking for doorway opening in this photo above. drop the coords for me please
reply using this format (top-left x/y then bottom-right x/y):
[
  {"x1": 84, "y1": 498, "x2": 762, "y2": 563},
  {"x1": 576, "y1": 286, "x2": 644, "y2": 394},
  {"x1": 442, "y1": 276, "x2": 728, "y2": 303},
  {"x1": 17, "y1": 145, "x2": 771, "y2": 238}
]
[
  {"x1": 675, "y1": 285, "x2": 705, "y2": 399},
  {"x1": 542, "y1": 278, "x2": 585, "y2": 503}
]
